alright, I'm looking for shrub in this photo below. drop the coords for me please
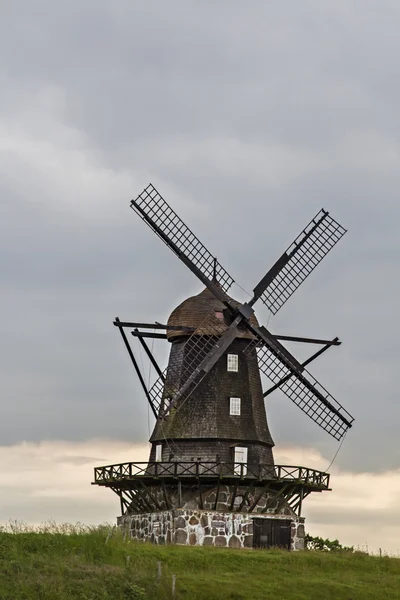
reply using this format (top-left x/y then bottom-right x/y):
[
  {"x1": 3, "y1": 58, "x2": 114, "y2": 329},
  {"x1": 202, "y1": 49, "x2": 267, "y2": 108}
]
[{"x1": 305, "y1": 533, "x2": 353, "y2": 552}]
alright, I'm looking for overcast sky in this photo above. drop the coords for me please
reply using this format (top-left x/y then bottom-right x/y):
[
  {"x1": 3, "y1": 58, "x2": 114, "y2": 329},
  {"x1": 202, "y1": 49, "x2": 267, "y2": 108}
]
[{"x1": 1, "y1": 0, "x2": 400, "y2": 550}]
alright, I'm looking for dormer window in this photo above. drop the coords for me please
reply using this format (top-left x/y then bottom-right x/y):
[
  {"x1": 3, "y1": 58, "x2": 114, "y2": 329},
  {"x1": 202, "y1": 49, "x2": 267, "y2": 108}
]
[{"x1": 227, "y1": 354, "x2": 238, "y2": 372}]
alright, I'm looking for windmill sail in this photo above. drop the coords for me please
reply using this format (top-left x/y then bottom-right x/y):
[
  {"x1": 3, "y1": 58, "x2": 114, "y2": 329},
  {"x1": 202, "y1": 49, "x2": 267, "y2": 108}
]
[
  {"x1": 149, "y1": 311, "x2": 235, "y2": 417},
  {"x1": 244, "y1": 340, "x2": 353, "y2": 440},
  {"x1": 252, "y1": 210, "x2": 346, "y2": 314},
  {"x1": 131, "y1": 184, "x2": 234, "y2": 293}
]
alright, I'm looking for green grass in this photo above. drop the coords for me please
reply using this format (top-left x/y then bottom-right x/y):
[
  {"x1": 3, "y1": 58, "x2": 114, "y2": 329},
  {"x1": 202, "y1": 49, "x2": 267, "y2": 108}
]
[{"x1": 0, "y1": 523, "x2": 399, "y2": 599}]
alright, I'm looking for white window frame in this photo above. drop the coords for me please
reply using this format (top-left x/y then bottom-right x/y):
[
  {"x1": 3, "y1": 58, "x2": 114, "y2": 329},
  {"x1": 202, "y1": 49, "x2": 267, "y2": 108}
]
[
  {"x1": 234, "y1": 446, "x2": 248, "y2": 476},
  {"x1": 227, "y1": 354, "x2": 239, "y2": 372},
  {"x1": 155, "y1": 444, "x2": 162, "y2": 462},
  {"x1": 230, "y1": 397, "x2": 241, "y2": 416}
]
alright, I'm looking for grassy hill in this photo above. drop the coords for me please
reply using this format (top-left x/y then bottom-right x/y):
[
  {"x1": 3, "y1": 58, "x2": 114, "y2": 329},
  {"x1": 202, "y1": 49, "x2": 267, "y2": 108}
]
[{"x1": 0, "y1": 524, "x2": 399, "y2": 600}]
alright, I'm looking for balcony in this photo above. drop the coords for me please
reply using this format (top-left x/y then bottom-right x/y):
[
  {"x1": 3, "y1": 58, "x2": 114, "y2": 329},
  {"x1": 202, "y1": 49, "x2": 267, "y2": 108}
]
[{"x1": 93, "y1": 461, "x2": 330, "y2": 491}]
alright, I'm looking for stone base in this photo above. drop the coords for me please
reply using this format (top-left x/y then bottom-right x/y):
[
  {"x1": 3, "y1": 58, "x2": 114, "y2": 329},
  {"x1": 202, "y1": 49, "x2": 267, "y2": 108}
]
[{"x1": 118, "y1": 509, "x2": 305, "y2": 551}]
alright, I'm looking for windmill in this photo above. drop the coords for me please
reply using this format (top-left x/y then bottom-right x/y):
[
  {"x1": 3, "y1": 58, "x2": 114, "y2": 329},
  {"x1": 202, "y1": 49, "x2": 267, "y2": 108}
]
[{"x1": 93, "y1": 184, "x2": 354, "y2": 550}]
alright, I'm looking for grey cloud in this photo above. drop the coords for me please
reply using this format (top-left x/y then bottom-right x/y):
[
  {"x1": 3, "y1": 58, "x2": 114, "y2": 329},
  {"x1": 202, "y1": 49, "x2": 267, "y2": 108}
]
[
  {"x1": 309, "y1": 505, "x2": 400, "y2": 528},
  {"x1": 1, "y1": 0, "x2": 400, "y2": 476}
]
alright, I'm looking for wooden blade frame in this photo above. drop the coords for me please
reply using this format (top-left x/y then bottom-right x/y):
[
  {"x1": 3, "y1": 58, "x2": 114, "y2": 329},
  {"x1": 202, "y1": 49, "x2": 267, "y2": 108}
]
[
  {"x1": 251, "y1": 209, "x2": 347, "y2": 314},
  {"x1": 244, "y1": 338, "x2": 353, "y2": 440},
  {"x1": 152, "y1": 312, "x2": 240, "y2": 416},
  {"x1": 131, "y1": 184, "x2": 234, "y2": 302}
]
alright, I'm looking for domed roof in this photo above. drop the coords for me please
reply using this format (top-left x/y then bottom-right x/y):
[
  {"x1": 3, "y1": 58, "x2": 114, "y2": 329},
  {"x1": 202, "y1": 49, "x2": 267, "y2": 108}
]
[{"x1": 166, "y1": 286, "x2": 259, "y2": 341}]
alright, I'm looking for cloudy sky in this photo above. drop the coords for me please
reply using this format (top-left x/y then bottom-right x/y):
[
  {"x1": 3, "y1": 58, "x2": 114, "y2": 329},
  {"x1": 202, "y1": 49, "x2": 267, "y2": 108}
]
[{"x1": 1, "y1": 0, "x2": 400, "y2": 552}]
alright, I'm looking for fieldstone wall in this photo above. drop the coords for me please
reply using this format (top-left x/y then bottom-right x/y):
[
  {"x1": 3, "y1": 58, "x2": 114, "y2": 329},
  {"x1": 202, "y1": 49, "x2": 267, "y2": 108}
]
[
  {"x1": 292, "y1": 520, "x2": 305, "y2": 551},
  {"x1": 118, "y1": 509, "x2": 305, "y2": 551}
]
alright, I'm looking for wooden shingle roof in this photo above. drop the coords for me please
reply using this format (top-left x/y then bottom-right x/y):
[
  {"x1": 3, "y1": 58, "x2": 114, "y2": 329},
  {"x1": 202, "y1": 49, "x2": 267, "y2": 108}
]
[{"x1": 167, "y1": 287, "x2": 259, "y2": 341}]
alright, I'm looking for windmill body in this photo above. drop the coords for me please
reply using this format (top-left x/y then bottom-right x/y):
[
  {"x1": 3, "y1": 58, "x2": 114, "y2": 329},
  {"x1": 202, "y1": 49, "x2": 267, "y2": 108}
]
[
  {"x1": 93, "y1": 185, "x2": 354, "y2": 550},
  {"x1": 149, "y1": 287, "x2": 274, "y2": 467}
]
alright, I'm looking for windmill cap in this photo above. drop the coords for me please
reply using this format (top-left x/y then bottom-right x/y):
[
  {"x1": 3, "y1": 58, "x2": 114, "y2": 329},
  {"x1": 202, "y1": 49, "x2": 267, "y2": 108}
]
[{"x1": 166, "y1": 287, "x2": 259, "y2": 341}]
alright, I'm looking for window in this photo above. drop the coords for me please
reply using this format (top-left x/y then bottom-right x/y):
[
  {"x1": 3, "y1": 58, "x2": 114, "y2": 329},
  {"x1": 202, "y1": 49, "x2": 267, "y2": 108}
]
[
  {"x1": 230, "y1": 397, "x2": 241, "y2": 416},
  {"x1": 234, "y1": 446, "x2": 248, "y2": 476},
  {"x1": 155, "y1": 444, "x2": 162, "y2": 462},
  {"x1": 227, "y1": 354, "x2": 238, "y2": 372}
]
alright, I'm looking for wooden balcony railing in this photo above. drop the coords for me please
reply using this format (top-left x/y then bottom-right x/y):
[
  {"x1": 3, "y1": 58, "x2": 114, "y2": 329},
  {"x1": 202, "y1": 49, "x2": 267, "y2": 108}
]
[{"x1": 93, "y1": 461, "x2": 330, "y2": 489}]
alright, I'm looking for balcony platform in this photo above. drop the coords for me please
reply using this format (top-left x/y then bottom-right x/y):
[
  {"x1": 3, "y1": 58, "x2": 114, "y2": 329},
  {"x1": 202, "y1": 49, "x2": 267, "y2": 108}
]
[{"x1": 93, "y1": 461, "x2": 330, "y2": 517}]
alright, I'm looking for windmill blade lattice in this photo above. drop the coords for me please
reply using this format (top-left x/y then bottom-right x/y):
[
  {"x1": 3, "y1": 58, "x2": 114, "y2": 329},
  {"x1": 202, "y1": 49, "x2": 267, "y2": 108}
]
[
  {"x1": 149, "y1": 312, "x2": 228, "y2": 416},
  {"x1": 131, "y1": 184, "x2": 235, "y2": 292},
  {"x1": 244, "y1": 340, "x2": 353, "y2": 440},
  {"x1": 256, "y1": 210, "x2": 346, "y2": 315}
]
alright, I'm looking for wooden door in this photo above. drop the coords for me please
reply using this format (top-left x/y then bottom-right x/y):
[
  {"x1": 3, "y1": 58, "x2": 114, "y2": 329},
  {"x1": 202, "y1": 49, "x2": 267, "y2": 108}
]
[{"x1": 252, "y1": 518, "x2": 291, "y2": 550}]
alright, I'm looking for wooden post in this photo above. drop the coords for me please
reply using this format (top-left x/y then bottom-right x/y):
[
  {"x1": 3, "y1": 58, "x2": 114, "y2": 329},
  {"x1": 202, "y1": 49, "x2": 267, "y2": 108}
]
[
  {"x1": 298, "y1": 486, "x2": 304, "y2": 517},
  {"x1": 162, "y1": 480, "x2": 170, "y2": 510},
  {"x1": 198, "y1": 479, "x2": 204, "y2": 510},
  {"x1": 213, "y1": 478, "x2": 221, "y2": 511},
  {"x1": 178, "y1": 480, "x2": 182, "y2": 507}
]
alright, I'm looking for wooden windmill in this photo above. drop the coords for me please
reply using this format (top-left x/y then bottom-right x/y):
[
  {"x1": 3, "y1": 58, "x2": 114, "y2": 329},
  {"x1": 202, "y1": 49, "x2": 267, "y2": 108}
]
[{"x1": 93, "y1": 184, "x2": 354, "y2": 550}]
